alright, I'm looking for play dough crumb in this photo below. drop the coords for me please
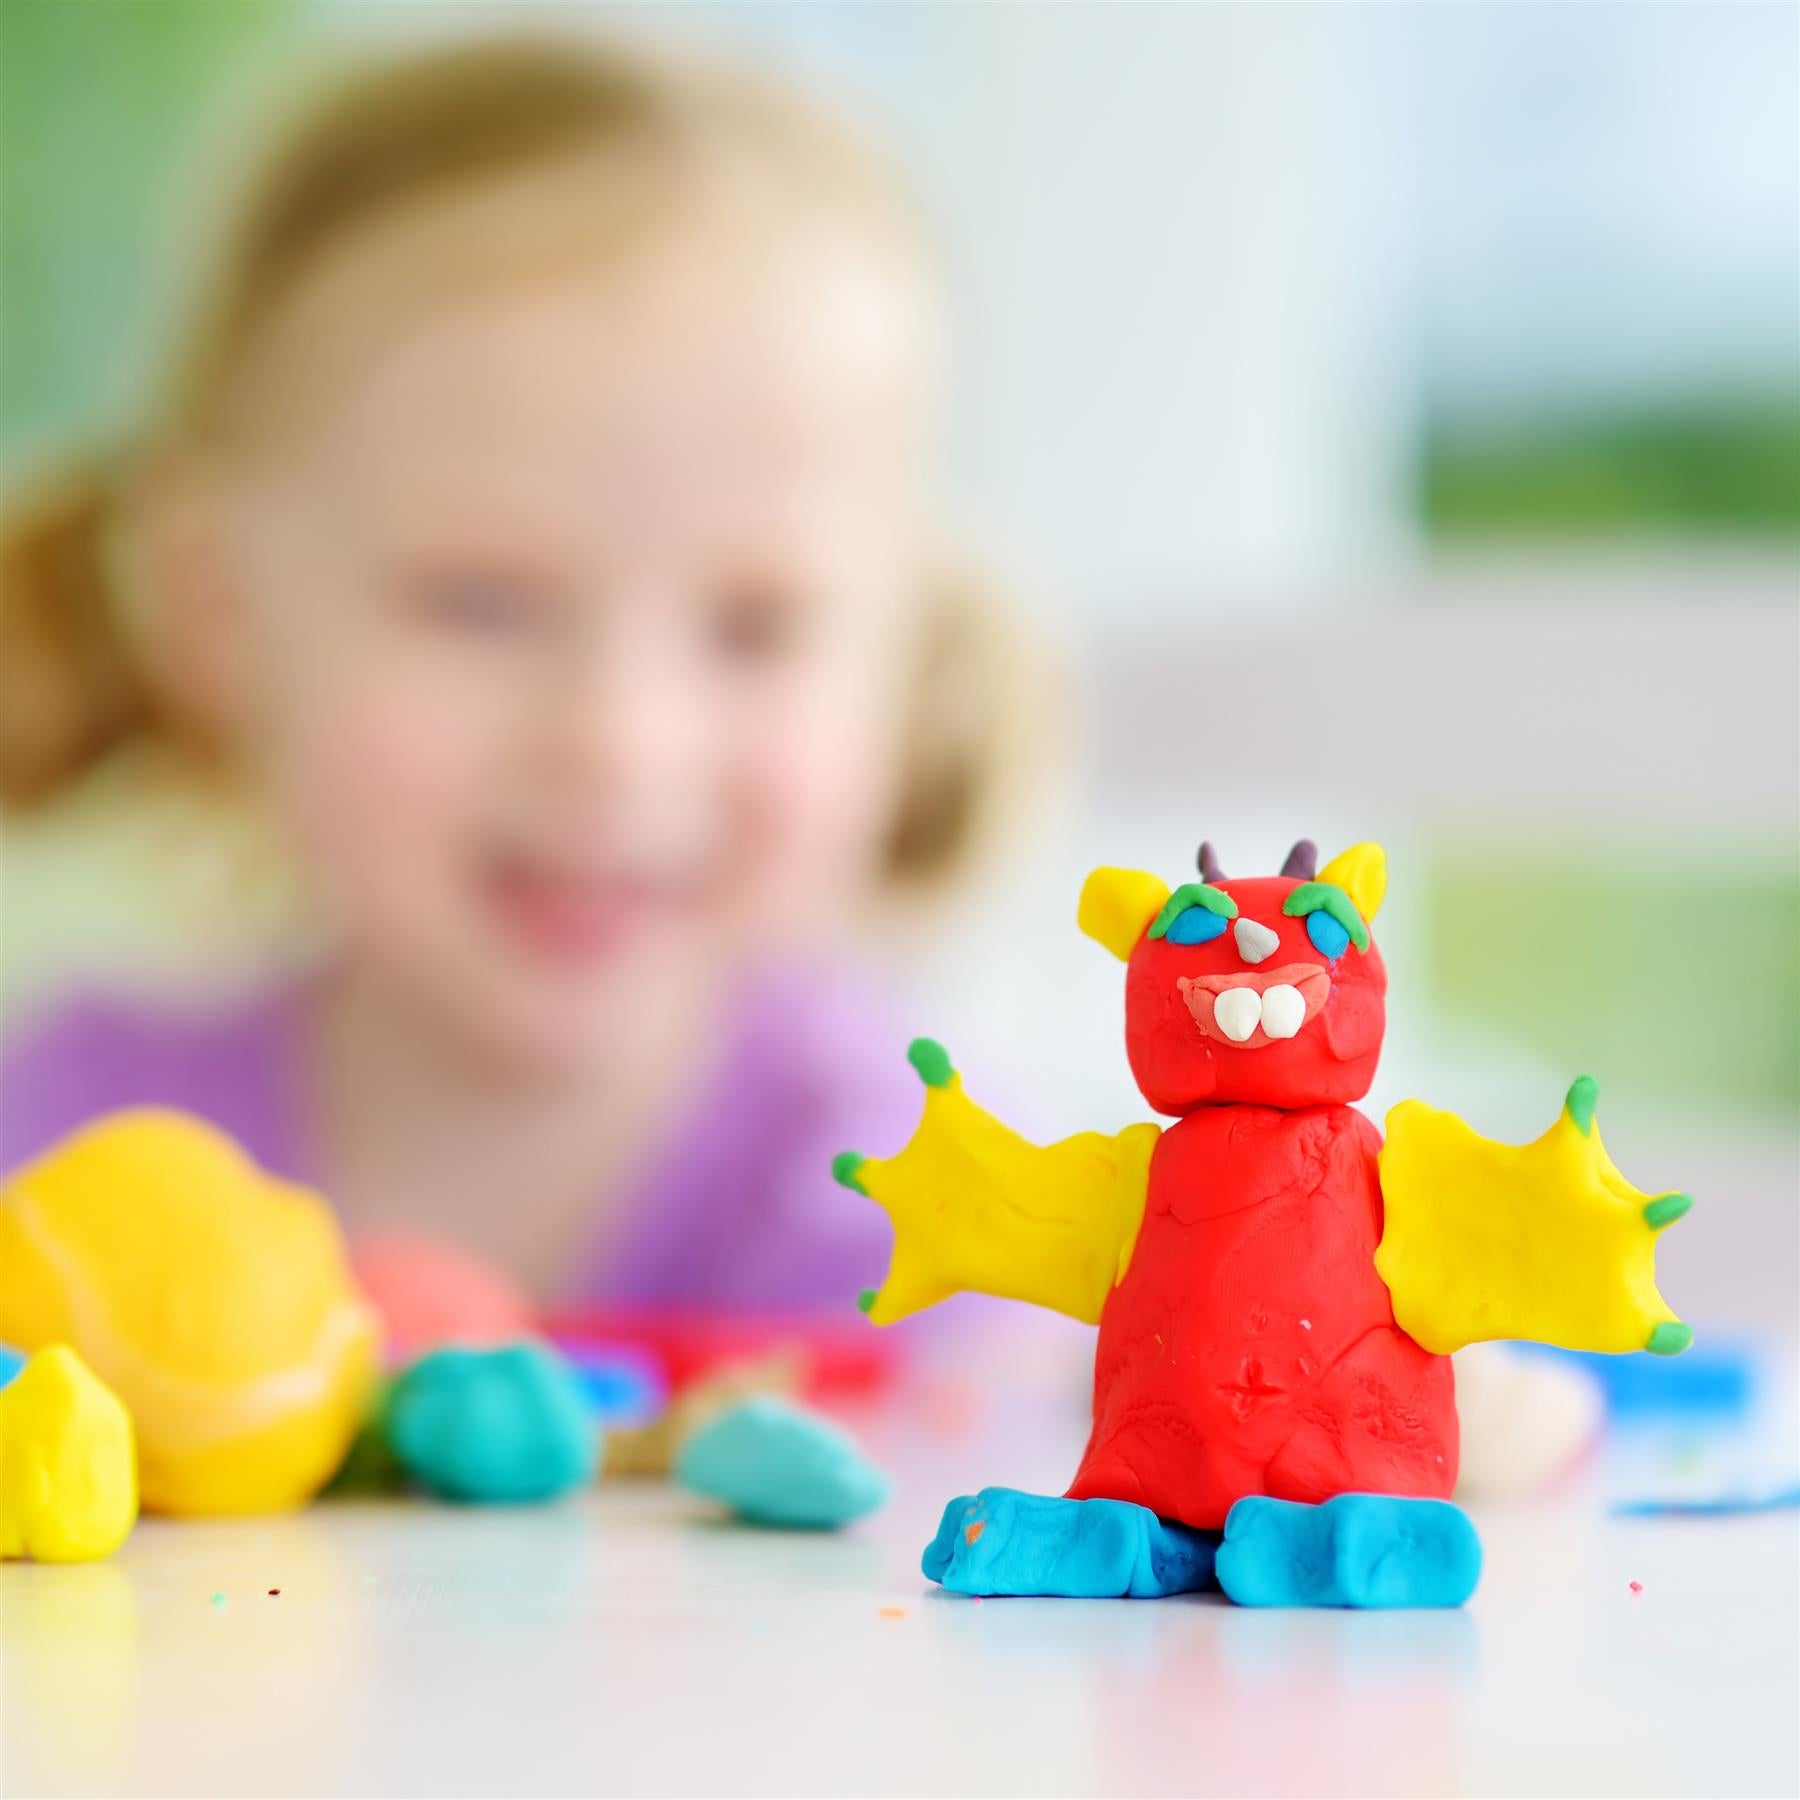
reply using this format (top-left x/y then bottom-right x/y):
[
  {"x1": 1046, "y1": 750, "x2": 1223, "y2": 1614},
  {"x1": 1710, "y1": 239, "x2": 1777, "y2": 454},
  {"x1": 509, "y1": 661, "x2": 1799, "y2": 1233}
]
[
  {"x1": 675, "y1": 1396, "x2": 889, "y2": 1530},
  {"x1": 0, "y1": 1345, "x2": 138, "y2": 1563},
  {"x1": 385, "y1": 1342, "x2": 600, "y2": 1504}
]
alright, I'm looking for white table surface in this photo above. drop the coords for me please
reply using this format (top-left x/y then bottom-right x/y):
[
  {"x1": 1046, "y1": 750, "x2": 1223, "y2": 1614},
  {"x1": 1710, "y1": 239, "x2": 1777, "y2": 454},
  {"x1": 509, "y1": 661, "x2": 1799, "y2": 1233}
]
[{"x1": 5, "y1": 1403, "x2": 1797, "y2": 1800}]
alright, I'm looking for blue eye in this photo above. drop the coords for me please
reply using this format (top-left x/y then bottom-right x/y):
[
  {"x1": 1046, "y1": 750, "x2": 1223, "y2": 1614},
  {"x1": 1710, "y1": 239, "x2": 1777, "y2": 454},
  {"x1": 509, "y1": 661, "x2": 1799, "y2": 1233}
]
[
  {"x1": 1307, "y1": 910, "x2": 1350, "y2": 960},
  {"x1": 1166, "y1": 906, "x2": 1228, "y2": 945}
]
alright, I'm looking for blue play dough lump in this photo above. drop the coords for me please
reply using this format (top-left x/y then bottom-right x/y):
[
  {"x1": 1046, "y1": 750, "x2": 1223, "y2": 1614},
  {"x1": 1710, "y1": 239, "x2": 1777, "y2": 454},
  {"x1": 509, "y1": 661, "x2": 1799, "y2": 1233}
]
[
  {"x1": 558, "y1": 1344, "x2": 668, "y2": 1426},
  {"x1": 676, "y1": 1396, "x2": 889, "y2": 1530},
  {"x1": 923, "y1": 1487, "x2": 1217, "y2": 1598},
  {"x1": 1216, "y1": 1493, "x2": 1481, "y2": 1608},
  {"x1": 0, "y1": 1342, "x2": 26, "y2": 1390},
  {"x1": 386, "y1": 1341, "x2": 601, "y2": 1504}
]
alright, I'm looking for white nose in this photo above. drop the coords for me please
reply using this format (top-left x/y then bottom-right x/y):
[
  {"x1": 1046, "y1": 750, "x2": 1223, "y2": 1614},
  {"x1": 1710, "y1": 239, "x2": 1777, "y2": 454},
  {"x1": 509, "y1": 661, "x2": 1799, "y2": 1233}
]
[{"x1": 1234, "y1": 918, "x2": 1280, "y2": 964}]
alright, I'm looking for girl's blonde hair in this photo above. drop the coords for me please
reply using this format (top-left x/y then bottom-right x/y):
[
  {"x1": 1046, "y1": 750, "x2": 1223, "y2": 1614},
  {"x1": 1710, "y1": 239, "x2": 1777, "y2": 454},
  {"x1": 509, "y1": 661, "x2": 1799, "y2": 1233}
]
[{"x1": 0, "y1": 34, "x2": 1034, "y2": 888}]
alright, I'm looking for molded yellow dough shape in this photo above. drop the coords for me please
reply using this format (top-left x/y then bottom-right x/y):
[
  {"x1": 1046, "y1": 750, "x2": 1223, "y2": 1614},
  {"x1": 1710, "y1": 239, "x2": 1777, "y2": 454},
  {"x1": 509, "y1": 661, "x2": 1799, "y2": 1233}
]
[
  {"x1": 0, "y1": 1110, "x2": 379, "y2": 1515},
  {"x1": 840, "y1": 1042, "x2": 1158, "y2": 1326},
  {"x1": 1377, "y1": 1078, "x2": 1689, "y2": 1356},
  {"x1": 1, "y1": 1345, "x2": 138, "y2": 1562}
]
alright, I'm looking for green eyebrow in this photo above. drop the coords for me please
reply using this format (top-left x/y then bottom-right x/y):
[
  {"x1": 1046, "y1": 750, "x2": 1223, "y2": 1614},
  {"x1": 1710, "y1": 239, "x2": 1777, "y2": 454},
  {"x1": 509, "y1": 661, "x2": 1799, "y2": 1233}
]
[
  {"x1": 1281, "y1": 881, "x2": 1369, "y2": 952},
  {"x1": 1148, "y1": 882, "x2": 1239, "y2": 939}
]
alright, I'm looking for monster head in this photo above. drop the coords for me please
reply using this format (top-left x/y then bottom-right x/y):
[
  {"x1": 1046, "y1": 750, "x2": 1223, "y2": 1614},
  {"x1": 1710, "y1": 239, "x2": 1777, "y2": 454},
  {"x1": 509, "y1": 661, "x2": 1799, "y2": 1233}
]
[{"x1": 1078, "y1": 839, "x2": 1388, "y2": 1114}]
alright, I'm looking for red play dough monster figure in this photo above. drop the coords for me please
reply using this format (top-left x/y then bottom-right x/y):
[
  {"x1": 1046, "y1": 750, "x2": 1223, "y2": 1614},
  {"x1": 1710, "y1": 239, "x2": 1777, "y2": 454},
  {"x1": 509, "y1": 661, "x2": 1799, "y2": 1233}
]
[{"x1": 835, "y1": 839, "x2": 1692, "y2": 1607}]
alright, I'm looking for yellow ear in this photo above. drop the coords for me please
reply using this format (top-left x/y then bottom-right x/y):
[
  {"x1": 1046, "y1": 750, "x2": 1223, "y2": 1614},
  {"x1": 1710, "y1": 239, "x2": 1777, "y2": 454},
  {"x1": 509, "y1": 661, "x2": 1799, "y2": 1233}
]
[
  {"x1": 1077, "y1": 866, "x2": 1171, "y2": 962},
  {"x1": 1318, "y1": 842, "x2": 1387, "y2": 923}
]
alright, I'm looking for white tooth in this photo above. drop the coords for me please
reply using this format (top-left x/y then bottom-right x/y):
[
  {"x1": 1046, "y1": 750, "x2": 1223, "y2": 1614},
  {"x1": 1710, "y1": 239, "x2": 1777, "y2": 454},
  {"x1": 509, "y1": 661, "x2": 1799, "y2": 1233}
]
[
  {"x1": 1234, "y1": 918, "x2": 1280, "y2": 964},
  {"x1": 1213, "y1": 987, "x2": 1261, "y2": 1042},
  {"x1": 1260, "y1": 984, "x2": 1306, "y2": 1039}
]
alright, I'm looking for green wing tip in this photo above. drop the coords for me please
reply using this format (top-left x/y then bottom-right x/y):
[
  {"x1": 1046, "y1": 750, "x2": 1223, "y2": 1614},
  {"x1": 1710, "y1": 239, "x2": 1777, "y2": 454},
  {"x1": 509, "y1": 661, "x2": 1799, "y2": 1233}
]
[
  {"x1": 1644, "y1": 1192, "x2": 1693, "y2": 1230},
  {"x1": 831, "y1": 1150, "x2": 868, "y2": 1194},
  {"x1": 1646, "y1": 1321, "x2": 1693, "y2": 1357},
  {"x1": 907, "y1": 1037, "x2": 954, "y2": 1088},
  {"x1": 1564, "y1": 1074, "x2": 1599, "y2": 1135},
  {"x1": 856, "y1": 1288, "x2": 877, "y2": 1315}
]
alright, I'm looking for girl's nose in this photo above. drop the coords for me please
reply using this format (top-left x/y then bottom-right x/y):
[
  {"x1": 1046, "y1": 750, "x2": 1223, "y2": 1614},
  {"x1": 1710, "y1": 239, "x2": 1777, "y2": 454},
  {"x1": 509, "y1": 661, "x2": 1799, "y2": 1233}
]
[
  {"x1": 536, "y1": 626, "x2": 714, "y2": 795},
  {"x1": 1234, "y1": 918, "x2": 1279, "y2": 964}
]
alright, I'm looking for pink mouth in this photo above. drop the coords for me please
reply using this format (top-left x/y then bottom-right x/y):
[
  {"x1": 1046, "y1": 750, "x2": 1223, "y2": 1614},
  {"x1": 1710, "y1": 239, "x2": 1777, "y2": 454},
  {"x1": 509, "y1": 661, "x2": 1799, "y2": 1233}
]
[
  {"x1": 1176, "y1": 961, "x2": 1331, "y2": 1050},
  {"x1": 484, "y1": 860, "x2": 687, "y2": 968}
]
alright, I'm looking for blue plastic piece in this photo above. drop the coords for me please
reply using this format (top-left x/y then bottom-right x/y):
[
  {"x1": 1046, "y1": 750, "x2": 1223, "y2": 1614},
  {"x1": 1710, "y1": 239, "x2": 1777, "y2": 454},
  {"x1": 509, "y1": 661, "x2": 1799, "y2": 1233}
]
[
  {"x1": 1514, "y1": 1338, "x2": 1755, "y2": 1420},
  {"x1": 0, "y1": 1343, "x2": 26, "y2": 1390},
  {"x1": 1613, "y1": 1482, "x2": 1800, "y2": 1518},
  {"x1": 676, "y1": 1396, "x2": 889, "y2": 1530},
  {"x1": 554, "y1": 1343, "x2": 667, "y2": 1426},
  {"x1": 921, "y1": 1487, "x2": 1217, "y2": 1598},
  {"x1": 1166, "y1": 906, "x2": 1228, "y2": 946},
  {"x1": 386, "y1": 1342, "x2": 601, "y2": 1504},
  {"x1": 1216, "y1": 1494, "x2": 1481, "y2": 1608},
  {"x1": 1306, "y1": 910, "x2": 1350, "y2": 960}
]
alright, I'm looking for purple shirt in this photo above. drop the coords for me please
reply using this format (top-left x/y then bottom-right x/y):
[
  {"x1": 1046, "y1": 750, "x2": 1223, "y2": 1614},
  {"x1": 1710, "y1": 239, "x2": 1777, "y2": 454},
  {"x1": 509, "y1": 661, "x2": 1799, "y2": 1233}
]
[{"x1": 0, "y1": 969, "x2": 915, "y2": 1312}]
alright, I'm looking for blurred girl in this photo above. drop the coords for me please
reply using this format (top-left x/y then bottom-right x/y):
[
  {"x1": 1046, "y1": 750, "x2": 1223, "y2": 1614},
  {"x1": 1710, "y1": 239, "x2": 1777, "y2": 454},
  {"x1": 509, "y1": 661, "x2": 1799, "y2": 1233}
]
[{"x1": 0, "y1": 36, "x2": 1028, "y2": 1311}]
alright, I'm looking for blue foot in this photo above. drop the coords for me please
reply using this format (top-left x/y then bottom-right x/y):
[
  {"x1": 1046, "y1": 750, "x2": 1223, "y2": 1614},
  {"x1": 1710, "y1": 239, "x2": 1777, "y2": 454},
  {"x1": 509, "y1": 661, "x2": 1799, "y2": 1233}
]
[
  {"x1": 921, "y1": 1487, "x2": 1217, "y2": 1598},
  {"x1": 1216, "y1": 1494, "x2": 1481, "y2": 1609}
]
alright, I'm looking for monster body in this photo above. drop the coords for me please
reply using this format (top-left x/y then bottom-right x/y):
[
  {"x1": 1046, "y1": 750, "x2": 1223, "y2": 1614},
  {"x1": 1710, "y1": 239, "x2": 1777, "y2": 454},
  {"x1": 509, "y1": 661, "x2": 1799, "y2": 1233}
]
[
  {"x1": 1069, "y1": 858, "x2": 1453, "y2": 1528},
  {"x1": 1072, "y1": 1104, "x2": 1456, "y2": 1530}
]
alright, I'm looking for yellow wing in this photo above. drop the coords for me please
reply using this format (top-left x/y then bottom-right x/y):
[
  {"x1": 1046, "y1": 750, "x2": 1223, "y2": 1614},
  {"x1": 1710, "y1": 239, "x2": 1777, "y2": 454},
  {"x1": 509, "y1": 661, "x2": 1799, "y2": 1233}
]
[
  {"x1": 1376, "y1": 1076, "x2": 1692, "y2": 1357},
  {"x1": 833, "y1": 1039, "x2": 1159, "y2": 1327}
]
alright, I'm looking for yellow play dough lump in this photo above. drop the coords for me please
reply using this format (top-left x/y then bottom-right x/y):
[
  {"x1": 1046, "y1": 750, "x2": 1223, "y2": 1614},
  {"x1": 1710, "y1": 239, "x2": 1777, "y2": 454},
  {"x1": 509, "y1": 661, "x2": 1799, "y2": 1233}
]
[
  {"x1": 0, "y1": 1344, "x2": 138, "y2": 1561},
  {"x1": 0, "y1": 1110, "x2": 379, "y2": 1516}
]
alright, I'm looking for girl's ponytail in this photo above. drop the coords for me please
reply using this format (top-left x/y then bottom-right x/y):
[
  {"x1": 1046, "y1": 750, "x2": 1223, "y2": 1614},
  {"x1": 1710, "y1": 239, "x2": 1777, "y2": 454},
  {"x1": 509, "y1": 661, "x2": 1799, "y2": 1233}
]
[
  {"x1": 0, "y1": 467, "x2": 154, "y2": 808},
  {"x1": 884, "y1": 560, "x2": 1053, "y2": 892}
]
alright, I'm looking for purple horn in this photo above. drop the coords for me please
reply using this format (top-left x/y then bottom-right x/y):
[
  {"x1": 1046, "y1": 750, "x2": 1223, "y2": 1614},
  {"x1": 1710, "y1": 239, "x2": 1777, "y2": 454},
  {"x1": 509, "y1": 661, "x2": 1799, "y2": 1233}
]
[
  {"x1": 1279, "y1": 839, "x2": 1318, "y2": 880},
  {"x1": 1197, "y1": 841, "x2": 1226, "y2": 884}
]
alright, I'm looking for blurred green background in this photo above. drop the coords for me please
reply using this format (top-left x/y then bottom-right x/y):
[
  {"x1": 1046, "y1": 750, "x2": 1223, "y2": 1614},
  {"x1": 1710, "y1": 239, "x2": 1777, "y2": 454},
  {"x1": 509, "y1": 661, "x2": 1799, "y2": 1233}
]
[{"x1": 1, "y1": 0, "x2": 295, "y2": 452}]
